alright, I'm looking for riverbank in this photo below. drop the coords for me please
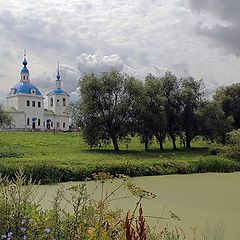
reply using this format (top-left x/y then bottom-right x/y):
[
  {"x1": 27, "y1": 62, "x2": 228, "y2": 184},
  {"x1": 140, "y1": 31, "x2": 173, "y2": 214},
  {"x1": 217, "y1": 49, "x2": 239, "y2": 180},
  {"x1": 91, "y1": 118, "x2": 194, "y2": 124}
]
[{"x1": 0, "y1": 132, "x2": 239, "y2": 183}]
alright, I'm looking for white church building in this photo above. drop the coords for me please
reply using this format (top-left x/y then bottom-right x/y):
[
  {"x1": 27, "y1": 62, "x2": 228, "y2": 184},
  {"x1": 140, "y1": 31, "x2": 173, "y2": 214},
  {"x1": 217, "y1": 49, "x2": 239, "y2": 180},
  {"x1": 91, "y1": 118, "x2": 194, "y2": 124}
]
[{"x1": 5, "y1": 52, "x2": 70, "y2": 131}]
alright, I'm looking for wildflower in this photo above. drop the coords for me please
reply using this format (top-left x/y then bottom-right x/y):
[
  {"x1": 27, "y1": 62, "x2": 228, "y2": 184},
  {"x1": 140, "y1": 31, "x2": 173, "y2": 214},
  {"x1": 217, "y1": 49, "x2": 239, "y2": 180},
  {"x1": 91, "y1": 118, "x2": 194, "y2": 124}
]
[
  {"x1": 1, "y1": 234, "x2": 7, "y2": 240},
  {"x1": 21, "y1": 219, "x2": 27, "y2": 225},
  {"x1": 7, "y1": 232, "x2": 12, "y2": 240},
  {"x1": 87, "y1": 227, "x2": 95, "y2": 236},
  {"x1": 44, "y1": 227, "x2": 51, "y2": 234}
]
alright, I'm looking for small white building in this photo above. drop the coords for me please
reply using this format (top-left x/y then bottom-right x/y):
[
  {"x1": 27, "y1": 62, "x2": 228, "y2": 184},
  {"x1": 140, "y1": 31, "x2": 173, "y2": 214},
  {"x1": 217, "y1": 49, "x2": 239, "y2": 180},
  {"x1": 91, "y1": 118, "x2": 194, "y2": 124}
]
[{"x1": 5, "y1": 53, "x2": 70, "y2": 131}]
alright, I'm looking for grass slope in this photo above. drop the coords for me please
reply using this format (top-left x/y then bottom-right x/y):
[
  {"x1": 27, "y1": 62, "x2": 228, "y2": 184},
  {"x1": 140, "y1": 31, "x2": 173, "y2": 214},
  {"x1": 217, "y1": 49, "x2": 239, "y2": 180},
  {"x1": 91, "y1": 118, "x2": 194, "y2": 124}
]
[{"x1": 0, "y1": 132, "x2": 239, "y2": 183}]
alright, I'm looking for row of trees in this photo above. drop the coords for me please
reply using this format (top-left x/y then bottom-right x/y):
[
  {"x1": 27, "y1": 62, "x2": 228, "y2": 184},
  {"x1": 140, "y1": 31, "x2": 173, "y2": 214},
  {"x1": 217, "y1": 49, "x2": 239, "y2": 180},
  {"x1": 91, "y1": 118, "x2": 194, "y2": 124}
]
[{"x1": 73, "y1": 70, "x2": 240, "y2": 151}]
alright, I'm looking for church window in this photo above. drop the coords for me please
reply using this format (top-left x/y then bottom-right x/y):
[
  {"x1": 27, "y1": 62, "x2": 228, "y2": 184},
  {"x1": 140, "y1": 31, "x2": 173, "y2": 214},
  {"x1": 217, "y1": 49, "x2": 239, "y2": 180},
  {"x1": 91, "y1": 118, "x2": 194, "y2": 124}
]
[
  {"x1": 57, "y1": 122, "x2": 60, "y2": 128},
  {"x1": 51, "y1": 122, "x2": 53, "y2": 127},
  {"x1": 23, "y1": 75, "x2": 25, "y2": 80},
  {"x1": 27, "y1": 118, "x2": 30, "y2": 125},
  {"x1": 38, "y1": 101, "x2": 41, "y2": 108},
  {"x1": 38, "y1": 119, "x2": 41, "y2": 126},
  {"x1": 63, "y1": 122, "x2": 65, "y2": 128},
  {"x1": 50, "y1": 98, "x2": 53, "y2": 107},
  {"x1": 31, "y1": 89, "x2": 35, "y2": 95},
  {"x1": 63, "y1": 98, "x2": 66, "y2": 106},
  {"x1": 32, "y1": 101, "x2": 35, "y2": 107},
  {"x1": 57, "y1": 99, "x2": 60, "y2": 106},
  {"x1": 27, "y1": 100, "x2": 30, "y2": 106}
]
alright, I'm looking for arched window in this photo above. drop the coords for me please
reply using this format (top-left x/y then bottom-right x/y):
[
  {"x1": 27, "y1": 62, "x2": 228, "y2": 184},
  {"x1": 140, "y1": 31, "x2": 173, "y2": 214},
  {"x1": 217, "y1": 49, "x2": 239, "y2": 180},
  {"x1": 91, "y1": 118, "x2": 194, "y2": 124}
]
[
  {"x1": 50, "y1": 98, "x2": 53, "y2": 107},
  {"x1": 63, "y1": 98, "x2": 66, "y2": 106},
  {"x1": 57, "y1": 99, "x2": 60, "y2": 106}
]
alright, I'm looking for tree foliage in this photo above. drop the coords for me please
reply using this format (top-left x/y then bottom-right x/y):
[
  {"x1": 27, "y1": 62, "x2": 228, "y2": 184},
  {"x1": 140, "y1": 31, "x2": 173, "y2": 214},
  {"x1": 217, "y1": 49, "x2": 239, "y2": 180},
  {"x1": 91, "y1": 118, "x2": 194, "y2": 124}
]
[
  {"x1": 79, "y1": 71, "x2": 142, "y2": 151},
  {"x1": 77, "y1": 69, "x2": 237, "y2": 151},
  {"x1": 197, "y1": 101, "x2": 233, "y2": 144},
  {"x1": 135, "y1": 74, "x2": 167, "y2": 151},
  {"x1": 0, "y1": 107, "x2": 12, "y2": 129},
  {"x1": 213, "y1": 83, "x2": 240, "y2": 129},
  {"x1": 160, "y1": 71, "x2": 181, "y2": 149},
  {"x1": 179, "y1": 77, "x2": 204, "y2": 148}
]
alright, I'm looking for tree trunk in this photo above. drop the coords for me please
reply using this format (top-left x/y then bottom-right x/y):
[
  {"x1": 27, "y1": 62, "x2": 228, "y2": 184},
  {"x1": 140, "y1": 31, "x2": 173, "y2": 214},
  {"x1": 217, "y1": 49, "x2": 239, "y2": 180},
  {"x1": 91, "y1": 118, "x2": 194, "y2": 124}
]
[
  {"x1": 169, "y1": 133, "x2": 177, "y2": 150},
  {"x1": 186, "y1": 134, "x2": 191, "y2": 149},
  {"x1": 154, "y1": 133, "x2": 164, "y2": 150},
  {"x1": 112, "y1": 135, "x2": 120, "y2": 151},
  {"x1": 144, "y1": 137, "x2": 148, "y2": 152},
  {"x1": 159, "y1": 139, "x2": 164, "y2": 151},
  {"x1": 172, "y1": 138, "x2": 177, "y2": 150}
]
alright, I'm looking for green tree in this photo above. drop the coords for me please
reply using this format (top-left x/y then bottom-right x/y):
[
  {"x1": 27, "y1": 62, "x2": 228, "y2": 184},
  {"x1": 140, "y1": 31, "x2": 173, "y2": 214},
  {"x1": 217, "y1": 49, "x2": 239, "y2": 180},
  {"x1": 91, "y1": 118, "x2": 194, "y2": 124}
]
[
  {"x1": 197, "y1": 100, "x2": 233, "y2": 144},
  {"x1": 144, "y1": 74, "x2": 167, "y2": 150},
  {"x1": 213, "y1": 83, "x2": 240, "y2": 129},
  {"x1": 68, "y1": 102, "x2": 82, "y2": 130},
  {"x1": 134, "y1": 74, "x2": 167, "y2": 151},
  {"x1": 79, "y1": 71, "x2": 142, "y2": 151},
  {"x1": 179, "y1": 77, "x2": 204, "y2": 148},
  {"x1": 0, "y1": 107, "x2": 12, "y2": 129},
  {"x1": 160, "y1": 71, "x2": 181, "y2": 150}
]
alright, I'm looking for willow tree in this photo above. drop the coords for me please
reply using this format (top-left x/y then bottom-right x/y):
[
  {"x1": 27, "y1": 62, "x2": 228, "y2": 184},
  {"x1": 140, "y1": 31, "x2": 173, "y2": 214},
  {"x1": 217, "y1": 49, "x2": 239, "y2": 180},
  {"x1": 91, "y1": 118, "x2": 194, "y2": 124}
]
[
  {"x1": 79, "y1": 71, "x2": 142, "y2": 151},
  {"x1": 179, "y1": 77, "x2": 204, "y2": 149}
]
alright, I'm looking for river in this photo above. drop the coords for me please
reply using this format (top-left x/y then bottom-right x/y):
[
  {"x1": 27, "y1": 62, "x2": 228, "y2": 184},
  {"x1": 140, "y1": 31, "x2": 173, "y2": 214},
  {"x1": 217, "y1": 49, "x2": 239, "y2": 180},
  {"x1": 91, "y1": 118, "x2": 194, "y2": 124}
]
[{"x1": 37, "y1": 172, "x2": 240, "y2": 240}]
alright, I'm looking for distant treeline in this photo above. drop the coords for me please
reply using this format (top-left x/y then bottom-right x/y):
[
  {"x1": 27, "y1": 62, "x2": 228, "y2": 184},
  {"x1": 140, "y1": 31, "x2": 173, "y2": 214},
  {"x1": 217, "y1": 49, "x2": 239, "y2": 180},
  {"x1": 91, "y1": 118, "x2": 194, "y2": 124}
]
[{"x1": 70, "y1": 70, "x2": 240, "y2": 151}]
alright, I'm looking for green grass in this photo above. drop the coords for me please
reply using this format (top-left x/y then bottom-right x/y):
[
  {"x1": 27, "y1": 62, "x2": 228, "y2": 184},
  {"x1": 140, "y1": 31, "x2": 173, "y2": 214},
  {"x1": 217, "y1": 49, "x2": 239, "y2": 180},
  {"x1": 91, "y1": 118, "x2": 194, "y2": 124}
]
[{"x1": 0, "y1": 132, "x2": 239, "y2": 183}]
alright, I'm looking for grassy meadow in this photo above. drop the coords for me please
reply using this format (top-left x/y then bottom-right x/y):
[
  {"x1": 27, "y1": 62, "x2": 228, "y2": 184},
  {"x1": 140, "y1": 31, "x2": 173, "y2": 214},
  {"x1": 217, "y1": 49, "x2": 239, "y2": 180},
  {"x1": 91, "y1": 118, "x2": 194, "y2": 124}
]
[{"x1": 0, "y1": 132, "x2": 239, "y2": 183}]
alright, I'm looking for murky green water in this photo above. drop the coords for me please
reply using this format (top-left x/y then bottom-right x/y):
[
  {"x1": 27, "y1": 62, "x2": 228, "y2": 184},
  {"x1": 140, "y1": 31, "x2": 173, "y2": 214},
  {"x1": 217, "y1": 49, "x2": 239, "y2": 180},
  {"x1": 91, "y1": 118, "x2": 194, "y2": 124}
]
[{"x1": 37, "y1": 173, "x2": 240, "y2": 239}]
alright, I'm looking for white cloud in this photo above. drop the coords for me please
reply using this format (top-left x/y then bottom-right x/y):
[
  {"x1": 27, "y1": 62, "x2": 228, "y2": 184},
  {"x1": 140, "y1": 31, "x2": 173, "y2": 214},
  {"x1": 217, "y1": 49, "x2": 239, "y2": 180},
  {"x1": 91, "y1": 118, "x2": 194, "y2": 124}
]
[{"x1": 77, "y1": 53, "x2": 123, "y2": 74}]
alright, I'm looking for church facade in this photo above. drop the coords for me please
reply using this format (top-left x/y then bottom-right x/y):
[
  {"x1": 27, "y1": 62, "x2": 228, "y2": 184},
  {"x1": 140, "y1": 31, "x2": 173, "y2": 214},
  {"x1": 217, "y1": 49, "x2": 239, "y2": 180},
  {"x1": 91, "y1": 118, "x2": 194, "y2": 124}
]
[{"x1": 5, "y1": 53, "x2": 70, "y2": 131}]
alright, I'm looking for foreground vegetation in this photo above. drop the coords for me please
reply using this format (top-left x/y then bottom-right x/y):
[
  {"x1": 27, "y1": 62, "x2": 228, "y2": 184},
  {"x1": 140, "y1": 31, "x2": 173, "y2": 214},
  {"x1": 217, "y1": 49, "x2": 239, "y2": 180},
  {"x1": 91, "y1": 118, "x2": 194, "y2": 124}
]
[
  {"x1": 0, "y1": 132, "x2": 239, "y2": 183},
  {"x1": 0, "y1": 172, "x2": 226, "y2": 240}
]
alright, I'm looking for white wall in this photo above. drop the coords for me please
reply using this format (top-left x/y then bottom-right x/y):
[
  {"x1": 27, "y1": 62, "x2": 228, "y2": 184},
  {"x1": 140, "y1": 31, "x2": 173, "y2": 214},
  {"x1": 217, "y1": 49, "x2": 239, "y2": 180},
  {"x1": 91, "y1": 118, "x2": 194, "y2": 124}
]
[
  {"x1": 9, "y1": 112, "x2": 26, "y2": 129},
  {"x1": 7, "y1": 94, "x2": 45, "y2": 130},
  {"x1": 47, "y1": 94, "x2": 69, "y2": 116}
]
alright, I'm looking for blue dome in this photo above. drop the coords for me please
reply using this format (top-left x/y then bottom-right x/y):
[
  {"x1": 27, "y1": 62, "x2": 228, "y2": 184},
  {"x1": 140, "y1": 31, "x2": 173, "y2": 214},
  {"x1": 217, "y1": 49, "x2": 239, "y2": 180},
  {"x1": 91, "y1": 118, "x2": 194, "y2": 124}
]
[
  {"x1": 48, "y1": 88, "x2": 69, "y2": 96},
  {"x1": 9, "y1": 82, "x2": 42, "y2": 96},
  {"x1": 21, "y1": 67, "x2": 29, "y2": 74}
]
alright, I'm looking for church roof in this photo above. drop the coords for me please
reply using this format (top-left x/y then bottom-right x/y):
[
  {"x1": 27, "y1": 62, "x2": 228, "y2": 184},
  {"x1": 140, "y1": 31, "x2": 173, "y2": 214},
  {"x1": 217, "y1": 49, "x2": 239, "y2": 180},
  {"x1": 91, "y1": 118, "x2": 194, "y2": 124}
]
[
  {"x1": 47, "y1": 88, "x2": 70, "y2": 96},
  {"x1": 20, "y1": 67, "x2": 29, "y2": 74},
  {"x1": 8, "y1": 82, "x2": 42, "y2": 96}
]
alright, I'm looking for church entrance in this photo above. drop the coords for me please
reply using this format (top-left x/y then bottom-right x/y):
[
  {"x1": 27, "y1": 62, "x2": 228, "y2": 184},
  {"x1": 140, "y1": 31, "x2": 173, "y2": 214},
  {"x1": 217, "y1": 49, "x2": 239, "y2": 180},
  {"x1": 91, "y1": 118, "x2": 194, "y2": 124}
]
[
  {"x1": 32, "y1": 118, "x2": 37, "y2": 129},
  {"x1": 46, "y1": 119, "x2": 51, "y2": 129}
]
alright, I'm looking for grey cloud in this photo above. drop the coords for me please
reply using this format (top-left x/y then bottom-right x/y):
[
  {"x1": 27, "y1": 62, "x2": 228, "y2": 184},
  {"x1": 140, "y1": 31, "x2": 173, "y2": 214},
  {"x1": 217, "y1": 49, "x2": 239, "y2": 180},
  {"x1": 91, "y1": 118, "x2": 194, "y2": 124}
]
[
  {"x1": 59, "y1": 65, "x2": 80, "y2": 94},
  {"x1": 172, "y1": 63, "x2": 190, "y2": 77},
  {"x1": 187, "y1": 0, "x2": 240, "y2": 56},
  {"x1": 188, "y1": 0, "x2": 240, "y2": 22},
  {"x1": 34, "y1": 65, "x2": 80, "y2": 96},
  {"x1": 0, "y1": 9, "x2": 94, "y2": 62}
]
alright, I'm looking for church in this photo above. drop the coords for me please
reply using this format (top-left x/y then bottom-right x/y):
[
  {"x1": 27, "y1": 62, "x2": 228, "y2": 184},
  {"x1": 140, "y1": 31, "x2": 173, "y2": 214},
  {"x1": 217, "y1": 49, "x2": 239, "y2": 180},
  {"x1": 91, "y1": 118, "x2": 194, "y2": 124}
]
[{"x1": 5, "y1": 52, "x2": 70, "y2": 131}]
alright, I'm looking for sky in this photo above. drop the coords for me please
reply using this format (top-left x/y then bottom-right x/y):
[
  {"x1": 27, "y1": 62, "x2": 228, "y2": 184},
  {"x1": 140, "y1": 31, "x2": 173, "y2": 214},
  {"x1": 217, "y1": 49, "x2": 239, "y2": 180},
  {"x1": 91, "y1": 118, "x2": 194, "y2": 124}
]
[{"x1": 1, "y1": 0, "x2": 240, "y2": 104}]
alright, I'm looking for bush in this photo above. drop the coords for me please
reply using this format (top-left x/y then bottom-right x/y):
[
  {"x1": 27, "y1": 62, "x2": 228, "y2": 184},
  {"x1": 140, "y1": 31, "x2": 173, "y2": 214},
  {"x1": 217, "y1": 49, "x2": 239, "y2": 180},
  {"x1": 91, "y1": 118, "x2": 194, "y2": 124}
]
[{"x1": 209, "y1": 148, "x2": 220, "y2": 156}]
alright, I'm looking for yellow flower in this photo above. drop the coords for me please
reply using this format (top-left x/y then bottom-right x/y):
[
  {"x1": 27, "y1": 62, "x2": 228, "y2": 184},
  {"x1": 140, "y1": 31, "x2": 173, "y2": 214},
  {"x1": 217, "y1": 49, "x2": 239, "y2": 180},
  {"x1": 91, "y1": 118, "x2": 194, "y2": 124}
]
[{"x1": 87, "y1": 227, "x2": 95, "y2": 236}]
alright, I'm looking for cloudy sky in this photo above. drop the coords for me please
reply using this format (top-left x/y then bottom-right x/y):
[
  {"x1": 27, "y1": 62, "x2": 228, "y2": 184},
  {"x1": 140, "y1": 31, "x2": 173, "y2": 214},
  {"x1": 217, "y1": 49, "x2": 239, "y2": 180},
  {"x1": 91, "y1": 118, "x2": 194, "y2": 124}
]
[{"x1": 1, "y1": 0, "x2": 240, "y2": 103}]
